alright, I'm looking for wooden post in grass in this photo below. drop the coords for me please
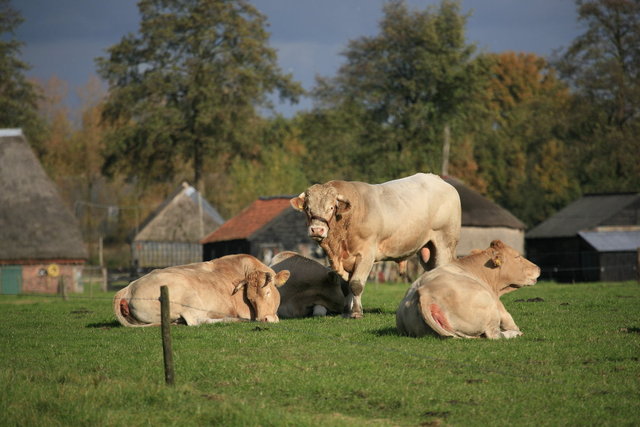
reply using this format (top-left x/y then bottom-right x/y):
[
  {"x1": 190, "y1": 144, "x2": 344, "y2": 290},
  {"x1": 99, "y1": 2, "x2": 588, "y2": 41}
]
[
  {"x1": 160, "y1": 286, "x2": 175, "y2": 386},
  {"x1": 636, "y1": 248, "x2": 640, "y2": 283},
  {"x1": 57, "y1": 276, "x2": 68, "y2": 301}
]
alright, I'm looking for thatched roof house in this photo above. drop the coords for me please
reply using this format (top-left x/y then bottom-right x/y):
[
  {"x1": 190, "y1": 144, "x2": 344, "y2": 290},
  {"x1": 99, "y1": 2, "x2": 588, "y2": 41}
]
[
  {"x1": 131, "y1": 182, "x2": 224, "y2": 268},
  {"x1": 526, "y1": 192, "x2": 640, "y2": 282},
  {"x1": 0, "y1": 129, "x2": 88, "y2": 294},
  {"x1": 443, "y1": 177, "x2": 526, "y2": 255},
  {"x1": 201, "y1": 196, "x2": 320, "y2": 263}
]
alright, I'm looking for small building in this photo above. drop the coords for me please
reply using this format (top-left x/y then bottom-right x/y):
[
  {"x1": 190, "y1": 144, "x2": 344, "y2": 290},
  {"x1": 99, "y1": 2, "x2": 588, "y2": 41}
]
[
  {"x1": 526, "y1": 192, "x2": 640, "y2": 282},
  {"x1": 444, "y1": 177, "x2": 526, "y2": 256},
  {"x1": 131, "y1": 182, "x2": 224, "y2": 269},
  {"x1": 0, "y1": 129, "x2": 88, "y2": 294},
  {"x1": 201, "y1": 196, "x2": 320, "y2": 264}
]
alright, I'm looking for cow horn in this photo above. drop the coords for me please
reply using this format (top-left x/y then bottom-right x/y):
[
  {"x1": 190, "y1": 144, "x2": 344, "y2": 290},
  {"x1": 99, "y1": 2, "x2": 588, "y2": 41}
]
[
  {"x1": 262, "y1": 272, "x2": 272, "y2": 288},
  {"x1": 232, "y1": 280, "x2": 247, "y2": 295}
]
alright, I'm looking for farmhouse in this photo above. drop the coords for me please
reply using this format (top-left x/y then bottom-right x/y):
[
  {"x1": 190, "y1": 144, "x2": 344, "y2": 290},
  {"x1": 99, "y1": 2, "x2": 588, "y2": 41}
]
[
  {"x1": 0, "y1": 129, "x2": 88, "y2": 294},
  {"x1": 131, "y1": 182, "x2": 224, "y2": 269},
  {"x1": 201, "y1": 196, "x2": 321, "y2": 263},
  {"x1": 526, "y1": 192, "x2": 640, "y2": 282}
]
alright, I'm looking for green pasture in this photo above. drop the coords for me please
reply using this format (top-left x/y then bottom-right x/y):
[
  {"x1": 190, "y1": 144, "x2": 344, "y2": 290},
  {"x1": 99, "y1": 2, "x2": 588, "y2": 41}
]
[{"x1": 1, "y1": 280, "x2": 639, "y2": 426}]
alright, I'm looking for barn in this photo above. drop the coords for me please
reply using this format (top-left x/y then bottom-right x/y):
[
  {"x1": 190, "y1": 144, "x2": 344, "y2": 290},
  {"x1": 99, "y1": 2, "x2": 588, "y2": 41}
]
[
  {"x1": 526, "y1": 192, "x2": 640, "y2": 282},
  {"x1": 131, "y1": 182, "x2": 224, "y2": 269},
  {"x1": 201, "y1": 196, "x2": 321, "y2": 264},
  {"x1": 0, "y1": 129, "x2": 88, "y2": 294},
  {"x1": 444, "y1": 177, "x2": 526, "y2": 256}
]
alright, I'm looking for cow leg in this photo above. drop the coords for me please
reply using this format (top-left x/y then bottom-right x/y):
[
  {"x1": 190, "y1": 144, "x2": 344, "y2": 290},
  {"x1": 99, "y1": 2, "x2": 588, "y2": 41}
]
[
  {"x1": 497, "y1": 300, "x2": 520, "y2": 332},
  {"x1": 344, "y1": 251, "x2": 375, "y2": 319},
  {"x1": 397, "y1": 260, "x2": 413, "y2": 283}
]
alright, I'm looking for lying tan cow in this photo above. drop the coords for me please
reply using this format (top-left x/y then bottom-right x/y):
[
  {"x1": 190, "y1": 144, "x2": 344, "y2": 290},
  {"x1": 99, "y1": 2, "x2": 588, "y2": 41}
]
[
  {"x1": 291, "y1": 173, "x2": 461, "y2": 318},
  {"x1": 269, "y1": 251, "x2": 349, "y2": 318},
  {"x1": 396, "y1": 240, "x2": 540, "y2": 339},
  {"x1": 113, "y1": 254, "x2": 290, "y2": 326}
]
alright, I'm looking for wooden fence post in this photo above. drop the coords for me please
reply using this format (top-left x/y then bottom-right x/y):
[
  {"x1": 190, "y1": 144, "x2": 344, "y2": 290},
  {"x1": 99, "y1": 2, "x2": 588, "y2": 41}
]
[
  {"x1": 636, "y1": 248, "x2": 640, "y2": 283},
  {"x1": 58, "y1": 276, "x2": 68, "y2": 301},
  {"x1": 160, "y1": 285, "x2": 175, "y2": 386}
]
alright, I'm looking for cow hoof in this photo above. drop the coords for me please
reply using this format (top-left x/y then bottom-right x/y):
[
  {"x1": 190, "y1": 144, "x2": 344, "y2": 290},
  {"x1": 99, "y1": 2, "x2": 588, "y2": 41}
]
[
  {"x1": 349, "y1": 312, "x2": 363, "y2": 319},
  {"x1": 500, "y1": 330, "x2": 522, "y2": 339}
]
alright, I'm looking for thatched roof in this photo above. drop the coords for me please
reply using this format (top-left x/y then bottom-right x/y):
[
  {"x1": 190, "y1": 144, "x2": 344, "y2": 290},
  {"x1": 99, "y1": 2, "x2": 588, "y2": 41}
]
[
  {"x1": 133, "y1": 182, "x2": 224, "y2": 242},
  {"x1": 0, "y1": 129, "x2": 88, "y2": 261},
  {"x1": 527, "y1": 192, "x2": 640, "y2": 239},
  {"x1": 444, "y1": 177, "x2": 525, "y2": 229},
  {"x1": 201, "y1": 196, "x2": 291, "y2": 243}
]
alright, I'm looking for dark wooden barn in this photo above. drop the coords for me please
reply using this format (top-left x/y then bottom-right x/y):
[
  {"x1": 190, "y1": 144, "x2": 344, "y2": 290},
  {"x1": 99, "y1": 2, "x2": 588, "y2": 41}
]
[
  {"x1": 131, "y1": 182, "x2": 224, "y2": 269},
  {"x1": 201, "y1": 196, "x2": 321, "y2": 264},
  {"x1": 0, "y1": 129, "x2": 88, "y2": 294},
  {"x1": 526, "y1": 192, "x2": 640, "y2": 282}
]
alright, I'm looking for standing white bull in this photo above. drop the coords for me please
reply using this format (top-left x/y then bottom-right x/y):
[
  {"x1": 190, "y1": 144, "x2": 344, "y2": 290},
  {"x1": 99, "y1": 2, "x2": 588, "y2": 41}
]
[
  {"x1": 113, "y1": 254, "x2": 290, "y2": 326},
  {"x1": 290, "y1": 172, "x2": 461, "y2": 318}
]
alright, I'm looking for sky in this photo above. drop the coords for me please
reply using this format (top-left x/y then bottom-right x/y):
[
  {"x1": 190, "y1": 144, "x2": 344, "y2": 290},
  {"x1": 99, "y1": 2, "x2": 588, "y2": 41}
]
[{"x1": 13, "y1": 0, "x2": 583, "y2": 118}]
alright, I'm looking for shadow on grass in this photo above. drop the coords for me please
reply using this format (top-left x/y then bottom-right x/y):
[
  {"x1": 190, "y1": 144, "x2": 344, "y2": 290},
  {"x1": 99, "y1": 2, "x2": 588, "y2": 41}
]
[
  {"x1": 87, "y1": 320, "x2": 121, "y2": 329},
  {"x1": 372, "y1": 326, "x2": 401, "y2": 337},
  {"x1": 363, "y1": 306, "x2": 394, "y2": 315}
]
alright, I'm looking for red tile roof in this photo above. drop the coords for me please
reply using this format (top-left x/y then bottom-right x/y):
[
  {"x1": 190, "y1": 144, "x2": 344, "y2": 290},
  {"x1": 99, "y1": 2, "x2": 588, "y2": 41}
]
[{"x1": 200, "y1": 197, "x2": 292, "y2": 243}]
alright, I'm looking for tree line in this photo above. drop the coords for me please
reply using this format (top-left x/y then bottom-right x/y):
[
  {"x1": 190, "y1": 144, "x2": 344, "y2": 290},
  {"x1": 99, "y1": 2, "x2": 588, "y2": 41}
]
[{"x1": 1, "y1": 0, "x2": 639, "y2": 264}]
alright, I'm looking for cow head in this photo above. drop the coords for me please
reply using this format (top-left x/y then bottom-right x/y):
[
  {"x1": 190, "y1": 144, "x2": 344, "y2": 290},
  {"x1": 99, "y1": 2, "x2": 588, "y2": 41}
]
[
  {"x1": 486, "y1": 240, "x2": 541, "y2": 294},
  {"x1": 290, "y1": 184, "x2": 351, "y2": 241},
  {"x1": 233, "y1": 270, "x2": 290, "y2": 322}
]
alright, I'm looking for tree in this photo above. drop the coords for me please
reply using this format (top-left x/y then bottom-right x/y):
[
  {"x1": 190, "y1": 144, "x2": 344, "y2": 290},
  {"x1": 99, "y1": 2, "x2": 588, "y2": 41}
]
[
  {"x1": 311, "y1": 0, "x2": 486, "y2": 182},
  {"x1": 472, "y1": 52, "x2": 579, "y2": 226},
  {"x1": 0, "y1": 0, "x2": 46, "y2": 150},
  {"x1": 96, "y1": 0, "x2": 303, "y2": 190},
  {"x1": 555, "y1": 0, "x2": 640, "y2": 192}
]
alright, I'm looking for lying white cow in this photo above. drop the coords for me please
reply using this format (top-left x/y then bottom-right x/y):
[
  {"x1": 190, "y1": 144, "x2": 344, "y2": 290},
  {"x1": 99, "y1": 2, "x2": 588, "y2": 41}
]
[
  {"x1": 291, "y1": 173, "x2": 461, "y2": 318},
  {"x1": 269, "y1": 251, "x2": 349, "y2": 318},
  {"x1": 113, "y1": 254, "x2": 290, "y2": 326},
  {"x1": 396, "y1": 240, "x2": 540, "y2": 339}
]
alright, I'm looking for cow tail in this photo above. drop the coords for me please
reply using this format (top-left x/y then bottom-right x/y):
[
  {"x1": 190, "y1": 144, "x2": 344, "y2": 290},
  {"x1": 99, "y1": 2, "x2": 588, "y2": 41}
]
[
  {"x1": 418, "y1": 292, "x2": 457, "y2": 338},
  {"x1": 113, "y1": 286, "x2": 152, "y2": 327}
]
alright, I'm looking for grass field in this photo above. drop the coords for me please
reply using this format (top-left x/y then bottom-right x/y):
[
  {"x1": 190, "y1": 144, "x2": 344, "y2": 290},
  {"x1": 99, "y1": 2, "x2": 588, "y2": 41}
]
[{"x1": 1, "y1": 280, "x2": 639, "y2": 426}]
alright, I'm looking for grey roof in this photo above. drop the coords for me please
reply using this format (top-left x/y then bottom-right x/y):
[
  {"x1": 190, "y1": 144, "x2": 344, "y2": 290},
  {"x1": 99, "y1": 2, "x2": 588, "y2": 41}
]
[
  {"x1": 444, "y1": 177, "x2": 526, "y2": 229},
  {"x1": 527, "y1": 193, "x2": 640, "y2": 239},
  {"x1": 0, "y1": 130, "x2": 88, "y2": 261},
  {"x1": 579, "y1": 230, "x2": 640, "y2": 252},
  {"x1": 133, "y1": 182, "x2": 225, "y2": 242}
]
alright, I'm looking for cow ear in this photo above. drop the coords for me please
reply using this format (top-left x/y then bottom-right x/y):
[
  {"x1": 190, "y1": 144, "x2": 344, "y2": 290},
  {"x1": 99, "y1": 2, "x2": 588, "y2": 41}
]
[
  {"x1": 336, "y1": 194, "x2": 351, "y2": 214},
  {"x1": 274, "y1": 270, "x2": 290, "y2": 286},
  {"x1": 232, "y1": 280, "x2": 247, "y2": 295},
  {"x1": 290, "y1": 193, "x2": 305, "y2": 211}
]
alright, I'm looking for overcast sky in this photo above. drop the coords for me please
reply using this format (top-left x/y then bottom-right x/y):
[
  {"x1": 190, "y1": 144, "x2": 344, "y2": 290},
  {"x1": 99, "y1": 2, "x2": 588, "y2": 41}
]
[{"x1": 14, "y1": 0, "x2": 583, "y2": 117}]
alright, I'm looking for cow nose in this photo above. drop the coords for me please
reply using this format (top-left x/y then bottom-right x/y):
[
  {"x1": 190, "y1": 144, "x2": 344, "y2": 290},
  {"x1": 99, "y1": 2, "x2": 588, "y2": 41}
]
[
  {"x1": 309, "y1": 226, "x2": 326, "y2": 239},
  {"x1": 263, "y1": 315, "x2": 279, "y2": 323}
]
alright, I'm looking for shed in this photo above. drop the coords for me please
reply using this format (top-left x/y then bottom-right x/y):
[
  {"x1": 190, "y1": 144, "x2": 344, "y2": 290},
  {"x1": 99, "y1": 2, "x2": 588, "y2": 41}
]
[
  {"x1": 131, "y1": 182, "x2": 224, "y2": 269},
  {"x1": 0, "y1": 129, "x2": 88, "y2": 294},
  {"x1": 526, "y1": 192, "x2": 640, "y2": 282},
  {"x1": 201, "y1": 196, "x2": 320, "y2": 264},
  {"x1": 444, "y1": 177, "x2": 526, "y2": 256}
]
